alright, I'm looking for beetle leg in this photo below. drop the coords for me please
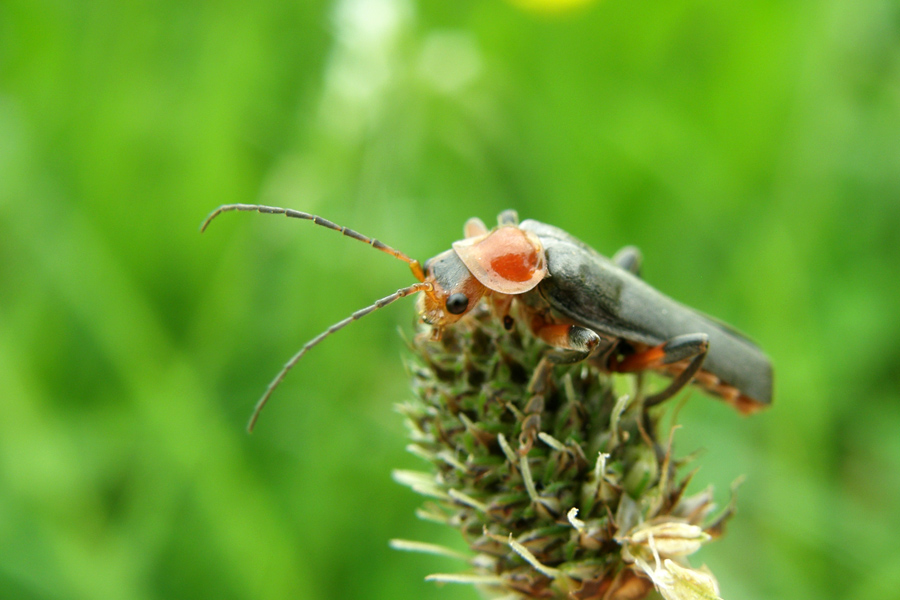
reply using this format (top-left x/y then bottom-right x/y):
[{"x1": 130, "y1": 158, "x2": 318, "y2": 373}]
[
  {"x1": 498, "y1": 209, "x2": 519, "y2": 226},
  {"x1": 518, "y1": 379, "x2": 546, "y2": 454},
  {"x1": 489, "y1": 293, "x2": 516, "y2": 330},
  {"x1": 612, "y1": 245, "x2": 643, "y2": 277},
  {"x1": 519, "y1": 324, "x2": 612, "y2": 454},
  {"x1": 528, "y1": 326, "x2": 614, "y2": 406},
  {"x1": 526, "y1": 355, "x2": 555, "y2": 396},
  {"x1": 611, "y1": 333, "x2": 710, "y2": 407},
  {"x1": 519, "y1": 329, "x2": 614, "y2": 454},
  {"x1": 533, "y1": 323, "x2": 611, "y2": 364},
  {"x1": 463, "y1": 217, "x2": 488, "y2": 238}
]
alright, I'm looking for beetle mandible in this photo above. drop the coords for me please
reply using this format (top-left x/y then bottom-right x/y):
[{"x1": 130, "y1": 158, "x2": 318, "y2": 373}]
[{"x1": 201, "y1": 205, "x2": 773, "y2": 431}]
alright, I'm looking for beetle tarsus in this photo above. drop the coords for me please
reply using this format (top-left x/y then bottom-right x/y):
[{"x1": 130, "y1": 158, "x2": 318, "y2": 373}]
[{"x1": 526, "y1": 356, "x2": 555, "y2": 397}]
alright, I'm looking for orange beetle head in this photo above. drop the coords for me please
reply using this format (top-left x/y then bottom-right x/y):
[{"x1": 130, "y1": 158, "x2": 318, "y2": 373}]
[{"x1": 417, "y1": 249, "x2": 488, "y2": 338}]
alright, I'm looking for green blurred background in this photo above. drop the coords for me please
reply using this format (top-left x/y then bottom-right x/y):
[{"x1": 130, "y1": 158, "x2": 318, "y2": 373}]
[{"x1": 2, "y1": 0, "x2": 899, "y2": 598}]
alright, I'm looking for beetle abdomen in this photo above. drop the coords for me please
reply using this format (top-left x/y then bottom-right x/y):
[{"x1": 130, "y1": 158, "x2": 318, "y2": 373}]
[{"x1": 522, "y1": 220, "x2": 773, "y2": 409}]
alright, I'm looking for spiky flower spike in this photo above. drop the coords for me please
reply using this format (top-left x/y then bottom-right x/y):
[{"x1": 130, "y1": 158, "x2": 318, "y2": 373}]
[{"x1": 395, "y1": 302, "x2": 736, "y2": 600}]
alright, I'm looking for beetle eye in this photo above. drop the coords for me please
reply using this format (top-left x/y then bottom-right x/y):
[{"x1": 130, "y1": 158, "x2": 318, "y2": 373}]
[{"x1": 445, "y1": 293, "x2": 469, "y2": 315}]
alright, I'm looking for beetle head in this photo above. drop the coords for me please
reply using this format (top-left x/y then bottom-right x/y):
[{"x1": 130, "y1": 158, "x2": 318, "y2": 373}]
[{"x1": 418, "y1": 249, "x2": 488, "y2": 338}]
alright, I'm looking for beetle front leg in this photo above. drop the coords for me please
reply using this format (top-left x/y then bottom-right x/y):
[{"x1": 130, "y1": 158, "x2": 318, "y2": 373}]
[
  {"x1": 611, "y1": 333, "x2": 710, "y2": 407},
  {"x1": 533, "y1": 323, "x2": 612, "y2": 364},
  {"x1": 525, "y1": 326, "x2": 616, "y2": 396},
  {"x1": 490, "y1": 293, "x2": 515, "y2": 330},
  {"x1": 520, "y1": 333, "x2": 605, "y2": 455},
  {"x1": 463, "y1": 217, "x2": 488, "y2": 238}
]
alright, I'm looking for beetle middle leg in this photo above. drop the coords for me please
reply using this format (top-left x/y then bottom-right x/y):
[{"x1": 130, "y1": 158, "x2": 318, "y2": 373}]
[
  {"x1": 525, "y1": 324, "x2": 609, "y2": 400},
  {"x1": 523, "y1": 310, "x2": 617, "y2": 385},
  {"x1": 531, "y1": 322, "x2": 611, "y2": 363},
  {"x1": 610, "y1": 333, "x2": 710, "y2": 408},
  {"x1": 518, "y1": 323, "x2": 615, "y2": 453},
  {"x1": 612, "y1": 245, "x2": 642, "y2": 277}
]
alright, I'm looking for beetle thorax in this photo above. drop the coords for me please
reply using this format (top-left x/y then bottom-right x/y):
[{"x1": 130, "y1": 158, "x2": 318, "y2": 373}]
[{"x1": 452, "y1": 226, "x2": 547, "y2": 295}]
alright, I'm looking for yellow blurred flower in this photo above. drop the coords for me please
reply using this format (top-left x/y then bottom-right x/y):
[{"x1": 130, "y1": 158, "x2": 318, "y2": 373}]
[{"x1": 506, "y1": 0, "x2": 600, "y2": 14}]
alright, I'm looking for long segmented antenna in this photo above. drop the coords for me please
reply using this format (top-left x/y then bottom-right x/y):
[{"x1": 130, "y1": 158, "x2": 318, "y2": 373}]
[
  {"x1": 247, "y1": 281, "x2": 433, "y2": 432},
  {"x1": 201, "y1": 204, "x2": 426, "y2": 282}
]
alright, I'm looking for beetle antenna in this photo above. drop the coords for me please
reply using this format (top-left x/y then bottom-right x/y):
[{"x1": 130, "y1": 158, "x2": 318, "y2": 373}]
[
  {"x1": 201, "y1": 204, "x2": 426, "y2": 282},
  {"x1": 247, "y1": 281, "x2": 433, "y2": 432}
]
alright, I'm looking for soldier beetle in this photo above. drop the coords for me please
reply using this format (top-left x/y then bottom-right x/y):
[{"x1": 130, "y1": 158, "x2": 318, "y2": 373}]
[{"x1": 201, "y1": 205, "x2": 772, "y2": 431}]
